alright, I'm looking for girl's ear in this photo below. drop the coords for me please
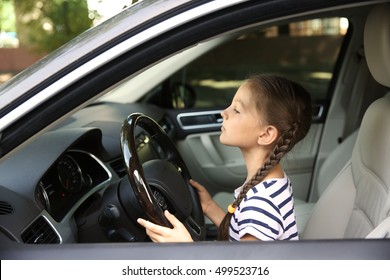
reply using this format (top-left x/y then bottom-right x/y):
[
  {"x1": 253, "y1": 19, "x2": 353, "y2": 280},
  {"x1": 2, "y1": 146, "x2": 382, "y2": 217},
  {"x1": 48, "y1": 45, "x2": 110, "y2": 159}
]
[{"x1": 257, "y1": 125, "x2": 278, "y2": 146}]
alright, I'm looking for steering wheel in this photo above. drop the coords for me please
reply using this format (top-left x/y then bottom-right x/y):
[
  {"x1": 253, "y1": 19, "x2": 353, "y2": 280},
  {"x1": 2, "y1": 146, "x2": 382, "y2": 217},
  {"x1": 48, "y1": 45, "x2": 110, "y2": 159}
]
[{"x1": 120, "y1": 113, "x2": 205, "y2": 241}]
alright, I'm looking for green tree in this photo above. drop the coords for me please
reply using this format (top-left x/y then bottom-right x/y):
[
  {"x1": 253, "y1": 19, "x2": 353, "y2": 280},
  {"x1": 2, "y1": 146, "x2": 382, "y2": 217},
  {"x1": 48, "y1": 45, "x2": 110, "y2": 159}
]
[
  {"x1": 13, "y1": 0, "x2": 97, "y2": 53},
  {"x1": 0, "y1": 0, "x2": 15, "y2": 32}
]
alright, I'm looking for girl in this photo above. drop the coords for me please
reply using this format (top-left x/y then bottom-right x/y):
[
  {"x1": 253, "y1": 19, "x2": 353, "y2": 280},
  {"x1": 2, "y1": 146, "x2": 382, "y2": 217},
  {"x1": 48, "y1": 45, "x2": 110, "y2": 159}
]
[{"x1": 137, "y1": 74, "x2": 312, "y2": 241}]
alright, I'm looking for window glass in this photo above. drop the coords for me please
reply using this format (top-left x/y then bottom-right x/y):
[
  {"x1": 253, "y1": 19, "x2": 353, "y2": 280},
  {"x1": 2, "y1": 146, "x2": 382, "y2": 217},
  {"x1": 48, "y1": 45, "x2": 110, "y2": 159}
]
[{"x1": 144, "y1": 17, "x2": 348, "y2": 109}]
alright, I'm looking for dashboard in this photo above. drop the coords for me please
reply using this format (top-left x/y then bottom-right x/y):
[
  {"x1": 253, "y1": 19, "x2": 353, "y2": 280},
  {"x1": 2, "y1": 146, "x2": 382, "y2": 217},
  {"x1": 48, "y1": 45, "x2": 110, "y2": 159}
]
[{"x1": 0, "y1": 102, "x2": 170, "y2": 244}]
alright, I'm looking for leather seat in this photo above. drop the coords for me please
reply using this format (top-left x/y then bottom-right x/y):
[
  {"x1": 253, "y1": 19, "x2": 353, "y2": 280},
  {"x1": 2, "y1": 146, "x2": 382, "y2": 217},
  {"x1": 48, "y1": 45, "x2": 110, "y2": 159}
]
[
  {"x1": 301, "y1": 3, "x2": 390, "y2": 239},
  {"x1": 295, "y1": 130, "x2": 358, "y2": 234}
]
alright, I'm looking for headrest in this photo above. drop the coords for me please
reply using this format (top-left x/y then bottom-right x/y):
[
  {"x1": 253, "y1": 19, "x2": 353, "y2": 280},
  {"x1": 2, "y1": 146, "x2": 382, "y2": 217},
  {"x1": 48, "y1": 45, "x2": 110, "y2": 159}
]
[{"x1": 364, "y1": 4, "x2": 390, "y2": 88}]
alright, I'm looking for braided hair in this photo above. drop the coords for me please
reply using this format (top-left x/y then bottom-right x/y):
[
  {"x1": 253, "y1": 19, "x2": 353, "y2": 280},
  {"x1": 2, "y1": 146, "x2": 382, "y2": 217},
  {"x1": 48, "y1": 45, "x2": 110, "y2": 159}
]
[{"x1": 218, "y1": 74, "x2": 312, "y2": 240}]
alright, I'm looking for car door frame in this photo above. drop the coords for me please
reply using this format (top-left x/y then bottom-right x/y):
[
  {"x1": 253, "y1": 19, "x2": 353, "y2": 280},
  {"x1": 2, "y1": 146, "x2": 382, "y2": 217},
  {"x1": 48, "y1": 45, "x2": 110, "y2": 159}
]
[{"x1": 1, "y1": 0, "x2": 390, "y2": 260}]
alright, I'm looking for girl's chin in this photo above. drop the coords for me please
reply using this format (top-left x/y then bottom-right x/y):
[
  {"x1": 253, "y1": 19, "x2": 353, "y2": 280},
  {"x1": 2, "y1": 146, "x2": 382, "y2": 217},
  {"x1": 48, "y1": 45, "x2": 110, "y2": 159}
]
[{"x1": 219, "y1": 134, "x2": 227, "y2": 145}]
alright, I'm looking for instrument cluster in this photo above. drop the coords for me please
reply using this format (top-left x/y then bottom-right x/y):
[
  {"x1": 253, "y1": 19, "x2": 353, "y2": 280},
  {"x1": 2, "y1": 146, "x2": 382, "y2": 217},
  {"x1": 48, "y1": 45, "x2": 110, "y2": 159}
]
[{"x1": 35, "y1": 150, "x2": 111, "y2": 222}]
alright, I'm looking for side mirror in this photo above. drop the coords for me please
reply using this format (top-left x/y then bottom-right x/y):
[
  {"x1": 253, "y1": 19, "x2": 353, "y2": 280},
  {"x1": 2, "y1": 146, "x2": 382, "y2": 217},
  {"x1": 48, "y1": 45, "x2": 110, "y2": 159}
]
[{"x1": 170, "y1": 82, "x2": 196, "y2": 109}]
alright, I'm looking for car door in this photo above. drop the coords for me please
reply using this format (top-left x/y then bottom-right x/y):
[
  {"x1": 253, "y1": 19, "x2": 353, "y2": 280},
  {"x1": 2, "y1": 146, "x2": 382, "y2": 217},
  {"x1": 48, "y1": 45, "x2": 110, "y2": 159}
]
[{"x1": 2, "y1": 0, "x2": 390, "y2": 262}]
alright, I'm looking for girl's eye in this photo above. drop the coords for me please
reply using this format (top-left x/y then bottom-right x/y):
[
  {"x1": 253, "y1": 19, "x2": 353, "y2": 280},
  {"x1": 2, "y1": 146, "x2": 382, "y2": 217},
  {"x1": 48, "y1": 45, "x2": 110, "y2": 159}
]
[{"x1": 234, "y1": 108, "x2": 240, "y2": 113}]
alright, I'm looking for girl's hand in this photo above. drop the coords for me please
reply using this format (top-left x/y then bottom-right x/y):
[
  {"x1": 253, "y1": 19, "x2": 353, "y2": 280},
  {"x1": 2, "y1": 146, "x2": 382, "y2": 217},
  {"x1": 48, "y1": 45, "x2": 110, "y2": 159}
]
[
  {"x1": 190, "y1": 179, "x2": 226, "y2": 226},
  {"x1": 137, "y1": 210, "x2": 193, "y2": 242},
  {"x1": 189, "y1": 179, "x2": 214, "y2": 215}
]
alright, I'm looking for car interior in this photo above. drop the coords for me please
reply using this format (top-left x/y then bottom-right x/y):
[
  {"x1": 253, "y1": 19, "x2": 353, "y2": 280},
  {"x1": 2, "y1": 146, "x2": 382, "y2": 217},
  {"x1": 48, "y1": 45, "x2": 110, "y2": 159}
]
[{"x1": 1, "y1": 1, "x2": 390, "y2": 251}]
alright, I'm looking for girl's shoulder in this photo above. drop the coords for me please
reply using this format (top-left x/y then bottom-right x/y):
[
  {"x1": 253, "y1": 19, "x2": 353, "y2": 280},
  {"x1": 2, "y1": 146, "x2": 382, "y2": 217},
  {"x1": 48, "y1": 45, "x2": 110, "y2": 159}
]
[
  {"x1": 259, "y1": 172, "x2": 288, "y2": 187},
  {"x1": 249, "y1": 173, "x2": 290, "y2": 197},
  {"x1": 234, "y1": 173, "x2": 291, "y2": 199}
]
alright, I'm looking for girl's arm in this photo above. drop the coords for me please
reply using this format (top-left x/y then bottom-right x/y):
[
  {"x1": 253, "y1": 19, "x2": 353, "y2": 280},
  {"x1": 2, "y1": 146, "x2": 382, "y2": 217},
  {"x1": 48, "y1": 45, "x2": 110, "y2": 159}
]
[{"x1": 189, "y1": 179, "x2": 226, "y2": 227}]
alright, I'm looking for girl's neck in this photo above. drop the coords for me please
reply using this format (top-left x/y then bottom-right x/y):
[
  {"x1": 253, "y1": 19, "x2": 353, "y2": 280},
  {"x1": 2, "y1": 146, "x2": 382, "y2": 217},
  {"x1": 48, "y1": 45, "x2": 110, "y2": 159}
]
[
  {"x1": 245, "y1": 163, "x2": 284, "y2": 183},
  {"x1": 242, "y1": 146, "x2": 284, "y2": 181},
  {"x1": 245, "y1": 159, "x2": 284, "y2": 181},
  {"x1": 263, "y1": 163, "x2": 284, "y2": 180}
]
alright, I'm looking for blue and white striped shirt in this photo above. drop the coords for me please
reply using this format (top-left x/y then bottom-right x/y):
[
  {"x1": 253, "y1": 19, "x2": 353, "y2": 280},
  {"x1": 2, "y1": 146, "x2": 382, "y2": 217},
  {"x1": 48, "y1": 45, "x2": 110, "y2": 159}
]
[{"x1": 229, "y1": 173, "x2": 299, "y2": 241}]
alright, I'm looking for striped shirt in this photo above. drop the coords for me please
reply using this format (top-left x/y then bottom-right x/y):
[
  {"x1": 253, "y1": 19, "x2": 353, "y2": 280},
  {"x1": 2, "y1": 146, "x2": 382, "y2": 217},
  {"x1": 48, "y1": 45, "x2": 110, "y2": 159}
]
[{"x1": 229, "y1": 173, "x2": 299, "y2": 241}]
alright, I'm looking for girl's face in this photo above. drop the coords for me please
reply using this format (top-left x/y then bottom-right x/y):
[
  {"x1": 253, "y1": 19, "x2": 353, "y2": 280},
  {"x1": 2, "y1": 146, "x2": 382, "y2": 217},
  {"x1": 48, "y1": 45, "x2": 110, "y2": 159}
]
[{"x1": 220, "y1": 83, "x2": 265, "y2": 150}]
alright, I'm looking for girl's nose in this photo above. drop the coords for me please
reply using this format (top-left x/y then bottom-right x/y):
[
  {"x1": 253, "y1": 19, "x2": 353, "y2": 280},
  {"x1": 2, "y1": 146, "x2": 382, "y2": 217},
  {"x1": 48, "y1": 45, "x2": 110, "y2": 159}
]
[{"x1": 221, "y1": 107, "x2": 228, "y2": 120}]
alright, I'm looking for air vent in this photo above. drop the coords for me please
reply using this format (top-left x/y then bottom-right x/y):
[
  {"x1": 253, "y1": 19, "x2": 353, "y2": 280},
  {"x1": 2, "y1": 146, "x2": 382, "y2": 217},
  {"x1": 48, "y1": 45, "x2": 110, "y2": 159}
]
[
  {"x1": 110, "y1": 158, "x2": 127, "y2": 178},
  {"x1": 0, "y1": 201, "x2": 13, "y2": 215},
  {"x1": 21, "y1": 216, "x2": 60, "y2": 244}
]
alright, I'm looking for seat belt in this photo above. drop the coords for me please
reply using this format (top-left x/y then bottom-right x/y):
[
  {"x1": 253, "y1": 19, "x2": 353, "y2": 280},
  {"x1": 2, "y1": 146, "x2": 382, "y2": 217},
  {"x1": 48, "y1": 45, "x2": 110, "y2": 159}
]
[{"x1": 366, "y1": 216, "x2": 390, "y2": 238}]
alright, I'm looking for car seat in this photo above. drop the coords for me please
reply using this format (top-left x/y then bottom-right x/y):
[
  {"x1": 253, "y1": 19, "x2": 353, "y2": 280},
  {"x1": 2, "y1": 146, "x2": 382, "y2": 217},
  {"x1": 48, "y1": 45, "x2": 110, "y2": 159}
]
[
  {"x1": 294, "y1": 130, "x2": 358, "y2": 234},
  {"x1": 301, "y1": 3, "x2": 390, "y2": 239}
]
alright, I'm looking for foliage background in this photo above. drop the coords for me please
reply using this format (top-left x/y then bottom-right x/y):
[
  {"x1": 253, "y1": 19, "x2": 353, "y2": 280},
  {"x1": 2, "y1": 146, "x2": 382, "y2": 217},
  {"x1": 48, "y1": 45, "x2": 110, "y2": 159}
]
[
  {"x1": 0, "y1": 0, "x2": 141, "y2": 53},
  {"x1": 6, "y1": 0, "x2": 95, "y2": 53}
]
